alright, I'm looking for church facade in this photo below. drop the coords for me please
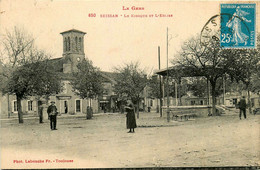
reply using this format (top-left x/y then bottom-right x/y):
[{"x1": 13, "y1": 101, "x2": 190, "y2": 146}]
[{"x1": 2, "y1": 29, "x2": 103, "y2": 118}]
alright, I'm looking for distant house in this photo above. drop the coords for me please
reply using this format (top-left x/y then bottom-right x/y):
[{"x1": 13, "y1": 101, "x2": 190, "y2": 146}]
[
  {"x1": 225, "y1": 91, "x2": 260, "y2": 109},
  {"x1": 99, "y1": 71, "x2": 119, "y2": 113},
  {"x1": 251, "y1": 93, "x2": 260, "y2": 109},
  {"x1": 181, "y1": 93, "x2": 207, "y2": 106},
  {"x1": 222, "y1": 92, "x2": 241, "y2": 107}
]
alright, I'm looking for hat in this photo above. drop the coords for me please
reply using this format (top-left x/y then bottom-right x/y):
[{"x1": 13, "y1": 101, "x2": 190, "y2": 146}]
[{"x1": 50, "y1": 101, "x2": 55, "y2": 104}]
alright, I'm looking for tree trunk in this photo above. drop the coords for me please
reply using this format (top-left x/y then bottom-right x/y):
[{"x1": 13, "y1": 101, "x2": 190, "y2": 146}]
[
  {"x1": 136, "y1": 100, "x2": 140, "y2": 119},
  {"x1": 38, "y1": 100, "x2": 44, "y2": 123},
  {"x1": 247, "y1": 88, "x2": 252, "y2": 114},
  {"x1": 159, "y1": 97, "x2": 163, "y2": 117},
  {"x1": 156, "y1": 99, "x2": 159, "y2": 113},
  {"x1": 178, "y1": 78, "x2": 182, "y2": 106},
  {"x1": 7, "y1": 93, "x2": 10, "y2": 118},
  {"x1": 16, "y1": 95, "x2": 23, "y2": 123},
  {"x1": 207, "y1": 78, "x2": 211, "y2": 115},
  {"x1": 210, "y1": 81, "x2": 217, "y2": 116}
]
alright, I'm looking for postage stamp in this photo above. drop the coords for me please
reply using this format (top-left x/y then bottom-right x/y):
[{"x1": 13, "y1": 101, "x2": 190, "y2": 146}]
[{"x1": 220, "y1": 3, "x2": 256, "y2": 48}]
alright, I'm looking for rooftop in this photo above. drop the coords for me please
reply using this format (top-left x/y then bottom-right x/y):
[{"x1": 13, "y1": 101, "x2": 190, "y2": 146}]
[
  {"x1": 60, "y1": 29, "x2": 86, "y2": 35},
  {"x1": 154, "y1": 65, "x2": 224, "y2": 78}
]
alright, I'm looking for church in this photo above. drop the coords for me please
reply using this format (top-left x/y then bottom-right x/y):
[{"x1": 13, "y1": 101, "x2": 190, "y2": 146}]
[
  {"x1": 1, "y1": 29, "x2": 118, "y2": 118},
  {"x1": 47, "y1": 29, "x2": 99, "y2": 115}
]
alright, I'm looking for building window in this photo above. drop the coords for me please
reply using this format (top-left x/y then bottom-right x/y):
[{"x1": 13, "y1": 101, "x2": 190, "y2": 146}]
[
  {"x1": 79, "y1": 37, "x2": 81, "y2": 51},
  {"x1": 191, "y1": 101, "x2": 195, "y2": 105},
  {"x1": 13, "y1": 100, "x2": 18, "y2": 112},
  {"x1": 64, "y1": 101, "x2": 68, "y2": 114},
  {"x1": 64, "y1": 38, "x2": 67, "y2": 51},
  {"x1": 251, "y1": 98, "x2": 255, "y2": 107},
  {"x1": 200, "y1": 100, "x2": 203, "y2": 105},
  {"x1": 150, "y1": 99, "x2": 153, "y2": 107},
  {"x1": 233, "y1": 98, "x2": 237, "y2": 105},
  {"x1": 68, "y1": 37, "x2": 70, "y2": 51},
  {"x1": 28, "y1": 100, "x2": 33, "y2": 111},
  {"x1": 75, "y1": 37, "x2": 78, "y2": 51},
  {"x1": 103, "y1": 90, "x2": 108, "y2": 95},
  {"x1": 75, "y1": 99, "x2": 81, "y2": 113}
]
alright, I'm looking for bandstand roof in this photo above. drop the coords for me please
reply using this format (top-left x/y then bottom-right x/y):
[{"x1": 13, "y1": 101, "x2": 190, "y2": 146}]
[{"x1": 154, "y1": 65, "x2": 206, "y2": 78}]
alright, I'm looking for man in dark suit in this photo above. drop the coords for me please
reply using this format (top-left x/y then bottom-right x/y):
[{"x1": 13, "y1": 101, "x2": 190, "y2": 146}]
[
  {"x1": 238, "y1": 96, "x2": 247, "y2": 120},
  {"x1": 47, "y1": 101, "x2": 58, "y2": 130}
]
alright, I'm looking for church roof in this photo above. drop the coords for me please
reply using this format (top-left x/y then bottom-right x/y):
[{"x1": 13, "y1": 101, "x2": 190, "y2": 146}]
[
  {"x1": 60, "y1": 29, "x2": 86, "y2": 35},
  {"x1": 48, "y1": 57, "x2": 64, "y2": 73}
]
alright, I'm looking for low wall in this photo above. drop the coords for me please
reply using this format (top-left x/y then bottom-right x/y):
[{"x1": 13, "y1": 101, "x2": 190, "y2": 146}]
[{"x1": 162, "y1": 105, "x2": 212, "y2": 118}]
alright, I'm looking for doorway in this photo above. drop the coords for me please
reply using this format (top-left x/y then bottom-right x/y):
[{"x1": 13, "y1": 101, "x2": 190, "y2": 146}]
[{"x1": 64, "y1": 100, "x2": 68, "y2": 114}]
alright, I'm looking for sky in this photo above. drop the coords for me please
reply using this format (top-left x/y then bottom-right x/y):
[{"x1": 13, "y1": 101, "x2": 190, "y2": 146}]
[{"x1": 1, "y1": 0, "x2": 259, "y2": 73}]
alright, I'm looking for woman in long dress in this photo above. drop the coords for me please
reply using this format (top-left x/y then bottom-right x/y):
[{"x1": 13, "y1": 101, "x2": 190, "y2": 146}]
[
  {"x1": 226, "y1": 6, "x2": 251, "y2": 45},
  {"x1": 125, "y1": 100, "x2": 137, "y2": 133}
]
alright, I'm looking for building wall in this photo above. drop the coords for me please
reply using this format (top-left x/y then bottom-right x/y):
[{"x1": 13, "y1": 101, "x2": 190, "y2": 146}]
[
  {"x1": 5, "y1": 81, "x2": 99, "y2": 117},
  {"x1": 0, "y1": 92, "x2": 9, "y2": 118},
  {"x1": 144, "y1": 98, "x2": 159, "y2": 111},
  {"x1": 182, "y1": 98, "x2": 207, "y2": 106},
  {"x1": 6, "y1": 95, "x2": 39, "y2": 117},
  {"x1": 50, "y1": 81, "x2": 99, "y2": 114}
]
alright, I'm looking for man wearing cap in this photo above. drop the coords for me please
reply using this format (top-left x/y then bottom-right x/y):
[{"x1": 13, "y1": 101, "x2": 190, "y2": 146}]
[{"x1": 47, "y1": 101, "x2": 58, "y2": 130}]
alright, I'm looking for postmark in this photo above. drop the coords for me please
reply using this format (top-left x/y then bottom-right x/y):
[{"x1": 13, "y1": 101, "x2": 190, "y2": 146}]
[
  {"x1": 220, "y1": 3, "x2": 256, "y2": 48},
  {"x1": 200, "y1": 14, "x2": 221, "y2": 46}
]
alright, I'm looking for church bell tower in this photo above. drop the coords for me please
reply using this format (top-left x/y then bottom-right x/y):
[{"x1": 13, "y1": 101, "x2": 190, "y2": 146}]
[{"x1": 60, "y1": 29, "x2": 86, "y2": 73}]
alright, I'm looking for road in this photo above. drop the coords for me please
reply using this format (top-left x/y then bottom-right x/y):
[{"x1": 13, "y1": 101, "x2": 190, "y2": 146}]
[{"x1": 0, "y1": 110, "x2": 259, "y2": 168}]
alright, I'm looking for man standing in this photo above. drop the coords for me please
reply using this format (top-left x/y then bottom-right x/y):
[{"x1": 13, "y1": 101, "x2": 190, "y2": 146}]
[
  {"x1": 238, "y1": 96, "x2": 247, "y2": 120},
  {"x1": 47, "y1": 101, "x2": 58, "y2": 130}
]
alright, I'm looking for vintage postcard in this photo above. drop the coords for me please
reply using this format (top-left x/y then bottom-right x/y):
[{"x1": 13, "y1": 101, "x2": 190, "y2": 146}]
[{"x1": 0, "y1": 0, "x2": 259, "y2": 169}]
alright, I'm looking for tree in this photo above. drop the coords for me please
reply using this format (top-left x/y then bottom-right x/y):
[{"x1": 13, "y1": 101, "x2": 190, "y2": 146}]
[
  {"x1": 188, "y1": 77, "x2": 208, "y2": 98},
  {"x1": 175, "y1": 33, "x2": 259, "y2": 115},
  {"x1": 224, "y1": 35, "x2": 260, "y2": 113},
  {"x1": 175, "y1": 35, "x2": 228, "y2": 115},
  {"x1": 0, "y1": 26, "x2": 35, "y2": 119},
  {"x1": 147, "y1": 75, "x2": 160, "y2": 111},
  {"x1": 70, "y1": 58, "x2": 103, "y2": 118},
  {"x1": 167, "y1": 78, "x2": 189, "y2": 105},
  {"x1": 0, "y1": 27, "x2": 62, "y2": 123},
  {"x1": 1, "y1": 26, "x2": 34, "y2": 67},
  {"x1": 251, "y1": 68, "x2": 260, "y2": 93},
  {"x1": 148, "y1": 75, "x2": 161, "y2": 99},
  {"x1": 2, "y1": 58, "x2": 63, "y2": 123},
  {"x1": 114, "y1": 62, "x2": 148, "y2": 118},
  {"x1": 147, "y1": 75, "x2": 162, "y2": 113}
]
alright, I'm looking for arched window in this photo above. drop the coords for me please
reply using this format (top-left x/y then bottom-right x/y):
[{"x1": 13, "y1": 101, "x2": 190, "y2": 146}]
[
  {"x1": 75, "y1": 37, "x2": 78, "y2": 51},
  {"x1": 64, "y1": 37, "x2": 67, "y2": 51},
  {"x1": 79, "y1": 37, "x2": 82, "y2": 51},
  {"x1": 68, "y1": 37, "x2": 70, "y2": 51}
]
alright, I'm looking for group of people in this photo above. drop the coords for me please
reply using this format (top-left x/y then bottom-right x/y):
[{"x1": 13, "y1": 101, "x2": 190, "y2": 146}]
[
  {"x1": 41, "y1": 97, "x2": 247, "y2": 132},
  {"x1": 40, "y1": 99, "x2": 137, "y2": 133}
]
